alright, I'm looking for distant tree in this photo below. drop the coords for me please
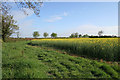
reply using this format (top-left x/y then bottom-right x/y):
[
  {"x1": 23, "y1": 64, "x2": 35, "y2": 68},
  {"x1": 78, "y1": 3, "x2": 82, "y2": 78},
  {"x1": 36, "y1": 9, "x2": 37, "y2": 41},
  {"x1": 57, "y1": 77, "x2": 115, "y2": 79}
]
[
  {"x1": 51, "y1": 33, "x2": 57, "y2": 38},
  {"x1": 16, "y1": 31, "x2": 20, "y2": 38},
  {"x1": 75, "y1": 32, "x2": 79, "y2": 38},
  {"x1": 83, "y1": 34, "x2": 89, "y2": 38},
  {"x1": 43, "y1": 32, "x2": 48, "y2": 38},
  {"x1": 70, "y1": 33, "x2": 75, "y2": 38},
  {"x1": 2, "y1": 15, "x2": 19, "y2": 42},
  {"x1": 79, "y1": 34, "x2": 82, "y2": 38},
  {"x1": 70, "y1": 33, "x2": 79, "y2": 38},
  {"x1": 98, "y1": 30, "x2": 103, "y2": 37},
  {"x1": 33, "y1": 31, "x2": 40, "y2": 38}
]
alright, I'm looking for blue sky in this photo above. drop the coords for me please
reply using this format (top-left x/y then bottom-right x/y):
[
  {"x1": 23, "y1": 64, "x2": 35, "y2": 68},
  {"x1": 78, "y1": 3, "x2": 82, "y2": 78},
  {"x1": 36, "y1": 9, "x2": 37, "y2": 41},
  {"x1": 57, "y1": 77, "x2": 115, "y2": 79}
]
[{"x1": 10, "y1": 2, "x2": 118, "y2": 38}]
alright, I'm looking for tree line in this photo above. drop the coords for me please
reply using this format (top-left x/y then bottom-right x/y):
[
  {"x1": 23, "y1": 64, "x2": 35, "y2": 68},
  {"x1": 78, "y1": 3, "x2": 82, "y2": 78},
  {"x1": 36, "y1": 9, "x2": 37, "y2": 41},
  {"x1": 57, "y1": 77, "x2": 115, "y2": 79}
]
[
  {"x1": 33, "y1": 31, "x2": 89, "y2": 38},
  {"x1": 32, "y1": 31, "x2": 117, "y2": 38},
  {"x1": 33, "y1": 31, "x2": 57, "y2": 38},
  {"x1": 1, "y1": 14, "x2": 117, "y2": 42}
]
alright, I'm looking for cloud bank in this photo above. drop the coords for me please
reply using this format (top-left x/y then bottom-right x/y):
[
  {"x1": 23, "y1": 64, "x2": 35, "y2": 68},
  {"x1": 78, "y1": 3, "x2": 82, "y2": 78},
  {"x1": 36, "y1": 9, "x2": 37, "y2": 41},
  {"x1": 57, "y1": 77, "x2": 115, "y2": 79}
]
[
  {"x1": 59, "y1": 25, "x2": 118, "y2": 37},
  {"x1": 11, "y1": 8, "x2": 34, "y2": 21}
]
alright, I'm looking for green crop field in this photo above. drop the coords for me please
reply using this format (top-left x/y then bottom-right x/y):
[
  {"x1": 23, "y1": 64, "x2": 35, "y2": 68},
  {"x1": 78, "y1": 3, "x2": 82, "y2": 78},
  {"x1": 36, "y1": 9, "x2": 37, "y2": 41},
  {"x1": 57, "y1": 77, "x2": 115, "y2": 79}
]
[
  {"x1": 2, "y1": 39, "x2": 120, "y2": 78},
  {"x1": 31, "y1": 38, "x2": 120, "y2": 61}
]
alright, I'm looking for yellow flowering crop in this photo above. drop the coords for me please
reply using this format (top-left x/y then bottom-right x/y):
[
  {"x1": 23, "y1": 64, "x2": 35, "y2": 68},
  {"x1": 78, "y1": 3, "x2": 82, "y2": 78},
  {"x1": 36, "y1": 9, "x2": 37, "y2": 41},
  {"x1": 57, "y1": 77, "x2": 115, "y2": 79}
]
[{"x1": 32, "y1": 38, "x2": 120, "y2": 61}]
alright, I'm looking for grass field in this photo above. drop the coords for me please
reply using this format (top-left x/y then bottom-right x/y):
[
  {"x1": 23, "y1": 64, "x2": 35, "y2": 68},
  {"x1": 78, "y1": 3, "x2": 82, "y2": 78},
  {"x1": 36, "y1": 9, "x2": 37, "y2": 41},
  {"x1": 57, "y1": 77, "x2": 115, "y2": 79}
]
[{"x1": 2, "y1": 38, "x2": 120, "y2": 78}]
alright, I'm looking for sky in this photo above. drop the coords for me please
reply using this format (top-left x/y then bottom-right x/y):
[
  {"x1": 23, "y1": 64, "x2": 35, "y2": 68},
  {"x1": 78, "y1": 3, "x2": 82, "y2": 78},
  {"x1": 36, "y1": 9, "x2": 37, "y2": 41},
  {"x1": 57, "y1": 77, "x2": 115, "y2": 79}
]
[{"x1": 9, "y1": 2, "x2": 118, "y2": 38}]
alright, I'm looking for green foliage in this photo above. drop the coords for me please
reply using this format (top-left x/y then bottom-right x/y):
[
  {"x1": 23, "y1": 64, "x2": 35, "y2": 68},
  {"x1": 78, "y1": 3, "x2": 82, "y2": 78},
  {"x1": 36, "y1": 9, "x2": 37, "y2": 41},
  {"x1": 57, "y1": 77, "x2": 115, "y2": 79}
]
[
  {"x1": 75, "y1": 32, "x2": 79, "y2": 38},
  {"x1": 33, "y1": 31, "x2": 40, "y2": 38},
  {"x1": 99, "y1": 64, "x2": 118, "y2": 78},
  {"x1": 70, "y1": 32, "x2": 79, "y2": 38},
  {"x1": 2, "y1": 15, "x2": 19, "y2": 42},
  {"x1": 70, "y1": 33, "x2": 75, "y2": 38},
  {"x1": 83, "y1": 34, "x2": 89, "y2": 38},
  {"x1": 51, "y1": 33, "x2": 57, "y2": 38},
  {"x1": 43, "y1": 32, "x2": 49, "y2": 38},
  {"x1": 70, "y1": 33, "x2": 83, "y2": 38},
  {"x1": 79, "y1": 34, "x2": 82, "y2": 38}
]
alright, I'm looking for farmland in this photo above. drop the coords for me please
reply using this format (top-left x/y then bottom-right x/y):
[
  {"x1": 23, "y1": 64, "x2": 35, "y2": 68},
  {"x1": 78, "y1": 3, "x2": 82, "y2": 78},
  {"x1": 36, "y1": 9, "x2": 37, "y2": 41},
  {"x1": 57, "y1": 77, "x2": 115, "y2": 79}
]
[
  {"x1": 31, "y1": 38, "x2": 120, "y2": 61},
  {"x1": 1, "y1": 1, "x2": 119, "y2": 79},
  {"x1": 2, "y1": 38, "x2": 120, "y2": 78}
]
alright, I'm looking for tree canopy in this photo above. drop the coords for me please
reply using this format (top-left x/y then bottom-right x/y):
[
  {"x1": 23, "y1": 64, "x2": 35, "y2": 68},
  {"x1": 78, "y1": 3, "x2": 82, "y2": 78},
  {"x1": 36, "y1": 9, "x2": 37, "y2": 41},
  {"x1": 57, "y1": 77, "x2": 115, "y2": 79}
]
[
  {"x1": 2, "y1": 15, "x2": 19, "y2": 42},
  {"x1": 1, "y1": 1, "x2": 43, "y2": 41},
  {"x1": 33, "y1": 31, "x2": 40, "y2": 38},
  {"x1": 70, "y1": 32, "x2": 79, "y2": 38},
  {"x1": 75, "y1": 32, "x2": 79, "y2": 38},
  {"x1": 51, "y1": 33, "x2": 57, "y2": 38},
  {"x1": 43, "y1": 32, "x2": 49, "y2": 38},
  {"x1": 70, "y1": 33, "x2": 75, "y2": 38},
  {"x1": 83, "y1": 34, "x2": 89, "y2": 38}
]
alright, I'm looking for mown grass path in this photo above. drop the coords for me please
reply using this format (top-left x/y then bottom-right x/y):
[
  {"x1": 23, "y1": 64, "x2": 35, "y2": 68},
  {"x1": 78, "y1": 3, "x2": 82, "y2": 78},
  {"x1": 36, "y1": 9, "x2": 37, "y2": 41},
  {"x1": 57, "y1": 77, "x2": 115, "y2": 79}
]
[{"x1": 2, "y1": 41, "x2": 120, "y2": 78}]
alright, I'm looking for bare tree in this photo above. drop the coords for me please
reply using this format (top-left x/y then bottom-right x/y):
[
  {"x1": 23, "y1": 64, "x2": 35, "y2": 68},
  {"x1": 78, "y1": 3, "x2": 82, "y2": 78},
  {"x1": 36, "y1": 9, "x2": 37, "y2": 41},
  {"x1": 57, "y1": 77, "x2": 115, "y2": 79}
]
[
  {"x1": 16, "y1": 31, "x2": 20, "y2": 38},
  {"x1": 98, "y1": 30, "x2": 103, "y2": 37},
  {"x1": 2, "y1": 1, "x2": 43, "y2": 16}
]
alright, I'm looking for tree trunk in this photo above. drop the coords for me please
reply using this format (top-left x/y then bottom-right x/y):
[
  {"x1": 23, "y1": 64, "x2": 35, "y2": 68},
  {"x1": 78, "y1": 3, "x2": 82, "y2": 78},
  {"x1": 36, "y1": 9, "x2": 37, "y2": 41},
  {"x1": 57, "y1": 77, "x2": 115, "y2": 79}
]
[{"x1": 2, "y1": 34, "x2": 6, "y2": 42}]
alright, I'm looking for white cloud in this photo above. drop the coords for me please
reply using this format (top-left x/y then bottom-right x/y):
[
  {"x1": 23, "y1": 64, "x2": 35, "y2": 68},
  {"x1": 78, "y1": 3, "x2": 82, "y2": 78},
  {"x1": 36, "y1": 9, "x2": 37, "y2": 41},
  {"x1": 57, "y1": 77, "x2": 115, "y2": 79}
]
[
  {"x1": 45, "y1": 12, "x2": 68, "y2": 22},
  {"x1": 63, "y1": 12, "x2": 68, "y2": 16},
  {"x1": 10, "y1": 8, "x2": 34, "y2": 38},
  {"x1": 46, "y1": 16, "x2": 63, "y2": 22},
  {"x1": 10, "y1": 19, "x2": 35, "y2": 38},
  {"x1": 18, "y1": 19, "x2": 35, "y2": 38},
  {"x1": 41, "y1": 3, "x2": 44, "y2": 7},
  {"x1": 11, "y1": 8, "x2": 34, "y2": 21}
]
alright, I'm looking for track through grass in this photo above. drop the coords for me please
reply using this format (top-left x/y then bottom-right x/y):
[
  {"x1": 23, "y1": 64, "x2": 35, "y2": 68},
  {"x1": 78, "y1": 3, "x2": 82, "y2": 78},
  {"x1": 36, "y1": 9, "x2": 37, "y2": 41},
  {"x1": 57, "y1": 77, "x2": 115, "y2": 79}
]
[{"x1": 2, "y1": 41, "x2": 120, "y2": 78}]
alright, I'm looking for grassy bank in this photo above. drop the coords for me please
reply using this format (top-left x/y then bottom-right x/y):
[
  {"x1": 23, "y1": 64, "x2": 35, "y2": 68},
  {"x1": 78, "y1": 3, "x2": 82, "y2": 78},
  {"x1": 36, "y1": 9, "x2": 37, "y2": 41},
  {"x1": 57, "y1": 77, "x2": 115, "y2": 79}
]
[{"x1": 2, "y1": 41, "x2": 120, "y2": 78}]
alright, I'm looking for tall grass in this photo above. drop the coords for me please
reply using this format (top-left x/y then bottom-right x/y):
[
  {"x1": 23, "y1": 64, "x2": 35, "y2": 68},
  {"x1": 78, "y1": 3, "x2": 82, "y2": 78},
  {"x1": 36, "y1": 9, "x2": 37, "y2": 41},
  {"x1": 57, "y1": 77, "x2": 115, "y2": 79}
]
[{"x1": 30, "y1": 38, "x2": 120, "y2": 61}]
